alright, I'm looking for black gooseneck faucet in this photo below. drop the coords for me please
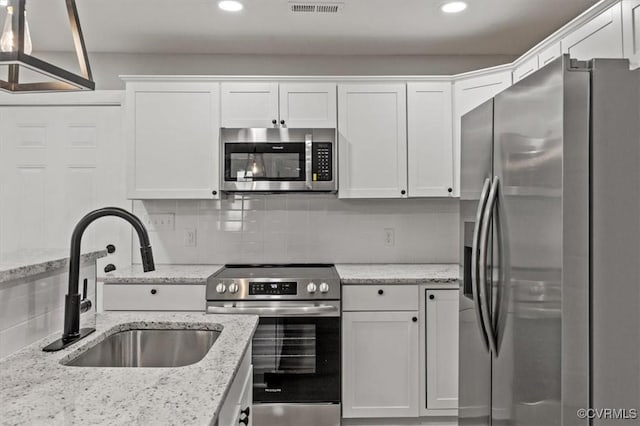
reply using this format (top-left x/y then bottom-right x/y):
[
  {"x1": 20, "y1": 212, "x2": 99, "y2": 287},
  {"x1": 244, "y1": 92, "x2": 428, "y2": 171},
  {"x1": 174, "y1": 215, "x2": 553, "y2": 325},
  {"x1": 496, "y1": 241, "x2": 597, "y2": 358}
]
[{"x1": 43, "y1": 207, "x2": 155, "y2": 352}]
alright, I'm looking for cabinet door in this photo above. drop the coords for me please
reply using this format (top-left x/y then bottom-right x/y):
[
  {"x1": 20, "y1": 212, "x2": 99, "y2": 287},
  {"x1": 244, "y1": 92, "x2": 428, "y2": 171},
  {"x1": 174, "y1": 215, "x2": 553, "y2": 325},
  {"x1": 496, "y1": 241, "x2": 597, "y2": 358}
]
[
  {"x1": 221, "y1": 82, "x2": 279, "y2": 128},
  {"x1": 425, "y1": 290, "x2": 459, "y2": 410},
  {"x1": 338, "y1": 84, "x2": 408, "y2": 199},
  {"x1": 342, "y1": 311, "x2": 419, "y2": 418},
  {"x1": 538, "y1": 42, "x2": 562, "y2": 69},
  {"x1": 513, "y1": 56, "x2": 539, "y2": 83},
  {"x1": 279, "y1": 83, "x2": 337, "y2": 128},
  {"x1": 407, "y1": 82, "x2": 454, "y2": 197},
  {"x1": 0, "y1": 106, "x2": 130, "y2": 269},
  {"x1": 453, "y1": 70, "x2": 512, "y2": 198},
  {"x1": 623, "y1": 0, "x2": 640, "y2": 69},
  {"x1": 127, "y1": 82, "x2": 220, "y2": 199},
  {"x1": 562, "y1": 2, "x2": 624, "y2": 60}
]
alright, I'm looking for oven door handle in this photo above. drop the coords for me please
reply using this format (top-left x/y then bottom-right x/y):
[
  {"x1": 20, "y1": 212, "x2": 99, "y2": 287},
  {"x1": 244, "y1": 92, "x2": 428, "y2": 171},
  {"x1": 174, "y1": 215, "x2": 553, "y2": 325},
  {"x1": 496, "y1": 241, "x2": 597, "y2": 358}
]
[{"x1": 207, "y1": 304, "x2": 339, "y2": 316}]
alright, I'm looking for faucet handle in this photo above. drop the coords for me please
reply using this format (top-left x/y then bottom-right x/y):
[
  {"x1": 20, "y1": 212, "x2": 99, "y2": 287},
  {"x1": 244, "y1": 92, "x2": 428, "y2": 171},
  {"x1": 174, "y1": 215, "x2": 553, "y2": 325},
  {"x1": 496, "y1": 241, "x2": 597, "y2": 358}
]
[
  {"x1": 82, "y1": 278, "x2": 88, "y2": 300},
  {"x1": 80, "y1": 278, "x2": 92, "y2": 314}
]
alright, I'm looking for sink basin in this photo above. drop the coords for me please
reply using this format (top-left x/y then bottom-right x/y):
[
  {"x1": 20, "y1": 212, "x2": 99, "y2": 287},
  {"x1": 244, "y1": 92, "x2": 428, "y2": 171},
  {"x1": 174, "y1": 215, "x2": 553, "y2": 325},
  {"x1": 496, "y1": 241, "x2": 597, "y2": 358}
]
[{"x1": 65, "y1": 329, "x2": 220, "y2": 368}]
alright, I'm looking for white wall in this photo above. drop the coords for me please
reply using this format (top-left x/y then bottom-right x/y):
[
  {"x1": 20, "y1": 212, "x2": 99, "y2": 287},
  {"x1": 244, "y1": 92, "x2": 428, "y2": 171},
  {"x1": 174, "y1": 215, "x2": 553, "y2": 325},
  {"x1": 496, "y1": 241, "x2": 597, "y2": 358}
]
[
  {"x1": 132, "y1": 195, "x2": 460, "y2": 265},
  {"x1": 36, "y1": 51, "x2": 516, "y2": 90}
]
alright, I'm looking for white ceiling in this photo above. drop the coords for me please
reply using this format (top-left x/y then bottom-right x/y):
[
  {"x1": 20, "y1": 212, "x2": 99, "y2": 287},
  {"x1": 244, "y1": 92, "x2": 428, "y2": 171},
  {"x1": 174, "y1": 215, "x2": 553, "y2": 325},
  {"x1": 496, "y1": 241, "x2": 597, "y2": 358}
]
[{"x1": 26, "y1": 0, "x2": 600, "y2": 56}]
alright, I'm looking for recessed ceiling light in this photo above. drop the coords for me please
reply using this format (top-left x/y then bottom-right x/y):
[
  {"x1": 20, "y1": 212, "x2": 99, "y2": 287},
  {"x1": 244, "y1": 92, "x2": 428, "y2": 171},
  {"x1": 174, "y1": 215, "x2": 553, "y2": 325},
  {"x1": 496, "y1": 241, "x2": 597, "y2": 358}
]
[
  {"x1": 218, "y1": 0, "x2": 243, "y2": 12},
  {"x1": 441, "y1": 1, "x2": 467, "y2": 13}
]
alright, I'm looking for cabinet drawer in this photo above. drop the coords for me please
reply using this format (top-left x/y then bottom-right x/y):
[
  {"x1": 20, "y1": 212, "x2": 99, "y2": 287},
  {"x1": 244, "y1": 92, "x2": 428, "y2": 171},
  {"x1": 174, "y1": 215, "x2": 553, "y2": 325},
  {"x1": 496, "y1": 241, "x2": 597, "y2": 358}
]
[
  {"x1": 343, "y1": 285, "x2": 418, "y2": 311},
  {"x1": 103, "y1": 284, "x2": 205, "y2": 311}
]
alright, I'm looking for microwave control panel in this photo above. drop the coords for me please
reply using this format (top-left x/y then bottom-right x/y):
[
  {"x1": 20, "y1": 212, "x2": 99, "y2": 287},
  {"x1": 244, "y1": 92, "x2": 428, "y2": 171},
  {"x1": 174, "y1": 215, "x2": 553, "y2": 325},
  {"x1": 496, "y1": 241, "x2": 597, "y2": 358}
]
[{"x1": 312, "y1": 143, "x2": 333, "y2": 182}]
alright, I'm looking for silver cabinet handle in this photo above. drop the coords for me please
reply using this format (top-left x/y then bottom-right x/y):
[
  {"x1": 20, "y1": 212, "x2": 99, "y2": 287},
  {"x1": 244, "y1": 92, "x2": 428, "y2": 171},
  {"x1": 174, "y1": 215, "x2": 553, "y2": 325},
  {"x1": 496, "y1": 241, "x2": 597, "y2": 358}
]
[
  {"x1": 479, "y1": 176, "x2": 499, "y2": 355},
  {"x1": 471, "y1": 178, "x2": 491, "y2": 351},
  {"x1": 207, "y1": 304, "x2": 338, "y2": 316}
]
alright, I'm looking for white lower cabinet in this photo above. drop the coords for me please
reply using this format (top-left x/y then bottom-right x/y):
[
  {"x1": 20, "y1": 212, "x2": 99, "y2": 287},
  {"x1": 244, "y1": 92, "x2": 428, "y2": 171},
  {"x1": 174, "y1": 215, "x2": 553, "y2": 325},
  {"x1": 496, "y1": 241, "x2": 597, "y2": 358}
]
[
  {"x1": 217, "y1": 349, "x2": 253, "y2": 426},
  {"x1": 342, "y1": 310, "x2": 420, "y2": 418},
  {"x1": 425, "y1": 289, "x2": 459, "y2": 411},
  {"x1": 102, "y1": 283, "x2": 205, "y2": 311},
  {"x1": 342, "y1": 284, "x2": 459, "y2": 422}
]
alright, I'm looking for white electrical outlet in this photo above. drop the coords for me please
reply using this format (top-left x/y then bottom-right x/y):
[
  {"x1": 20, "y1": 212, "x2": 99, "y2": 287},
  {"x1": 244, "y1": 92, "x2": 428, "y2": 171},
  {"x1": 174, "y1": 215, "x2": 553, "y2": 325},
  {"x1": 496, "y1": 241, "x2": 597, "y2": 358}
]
[
  {"x1": 147, "y1": 213, "x2": 175, "y2": 231},
  {"x1": 384, "y1": 228, "x2": 395, "y2": 246},
  {"x1": 184, "y1": 228, "x2": 197, "y2": 247}
]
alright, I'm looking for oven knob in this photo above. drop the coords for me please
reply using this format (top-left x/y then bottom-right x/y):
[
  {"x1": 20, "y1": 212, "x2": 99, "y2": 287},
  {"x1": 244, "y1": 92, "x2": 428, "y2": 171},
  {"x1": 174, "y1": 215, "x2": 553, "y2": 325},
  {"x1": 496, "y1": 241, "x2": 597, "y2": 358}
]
[
  {"x1": 319, "y1": 282, "x2": 330, "y2": 293},
  {"x1": 216, "y1": 283, "x2": 227, "y2": 294},
  {"x1": 307, "y1": 282, "x2": 317, "y2": 293},
  {"x1": 228, "y1": 282, "x2": 239, "y2": 294}
]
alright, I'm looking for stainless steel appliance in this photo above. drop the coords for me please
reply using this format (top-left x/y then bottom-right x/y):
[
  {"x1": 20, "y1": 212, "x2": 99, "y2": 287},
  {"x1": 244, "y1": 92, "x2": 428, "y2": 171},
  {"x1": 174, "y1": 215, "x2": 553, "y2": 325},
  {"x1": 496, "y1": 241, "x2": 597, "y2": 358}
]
[
  {"x1": 221, "y1": 128, "x2": 337, "y2": 193},
  {"x1": 206, "y1": 264, "x2": 341, "y2": 426},
  {"x1": 459, "y1": 56, "x2": 640, "y2": 426}
]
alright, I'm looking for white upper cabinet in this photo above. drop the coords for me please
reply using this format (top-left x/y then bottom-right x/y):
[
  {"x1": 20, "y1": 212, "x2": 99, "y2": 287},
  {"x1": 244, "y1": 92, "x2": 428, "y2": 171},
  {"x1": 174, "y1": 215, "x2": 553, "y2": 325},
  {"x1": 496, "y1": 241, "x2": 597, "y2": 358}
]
[
  {"x1": 538, "y1": 42, "x2": 563, "y2": 69},
  {"x1": 513, "y1": 56, "x2": 540, "y2": 83},
  {"x1": 221, "y1": 82, "x2": 336, "y2": 128},
  {"x1": 407, "y1": 82, "x2": 454, "y2": 197},
  {"x1": 623, "y1": 0, "x2": 640, "y2": 68},
  {"x1": 221, "y1": 82, "x2": 279, "y2": 128},
  {"x1": 562, "y1": 2, "x2": 624, "y2": 60},
  {"x1": 453, "y1": 70, "x2": 512, "y2": 197},
  {"x1": 279, "y1": 83, "x2": 337, "y2": 128},
  {"x1": 126, "y1": 82, "x2": 220, "y2": 199},
  {"x1": 338, "y1": 83, "x2": 408, "y2": 199}
]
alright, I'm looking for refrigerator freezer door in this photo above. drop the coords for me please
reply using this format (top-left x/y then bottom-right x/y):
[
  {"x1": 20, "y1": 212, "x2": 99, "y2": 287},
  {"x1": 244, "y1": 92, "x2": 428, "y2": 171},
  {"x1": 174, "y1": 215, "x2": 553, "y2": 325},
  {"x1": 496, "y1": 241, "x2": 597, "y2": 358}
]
[
  {"x1": 491, "y1": 56, "x2": 590, "y2": 426},
  {"x1": 459, "y1": 99, "x2": 494, "y2": 426}
]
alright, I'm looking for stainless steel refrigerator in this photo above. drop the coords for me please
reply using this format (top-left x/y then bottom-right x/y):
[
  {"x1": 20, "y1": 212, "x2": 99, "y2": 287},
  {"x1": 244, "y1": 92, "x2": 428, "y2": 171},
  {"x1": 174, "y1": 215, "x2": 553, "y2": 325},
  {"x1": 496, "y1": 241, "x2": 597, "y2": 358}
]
[{"x1": 459, "y1": 55, "x2": 640, "y2": 426}]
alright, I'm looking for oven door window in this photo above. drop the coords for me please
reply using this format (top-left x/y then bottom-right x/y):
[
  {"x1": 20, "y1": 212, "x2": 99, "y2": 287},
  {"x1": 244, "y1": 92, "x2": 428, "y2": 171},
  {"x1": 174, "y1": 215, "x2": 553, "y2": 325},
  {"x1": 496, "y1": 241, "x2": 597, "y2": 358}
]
[
  {"x1": 252, "y1": 317, "x2": 340, "y2": 403},
  {"x1": 225, "y1": 143, "x2": 305, "y2": 181}
]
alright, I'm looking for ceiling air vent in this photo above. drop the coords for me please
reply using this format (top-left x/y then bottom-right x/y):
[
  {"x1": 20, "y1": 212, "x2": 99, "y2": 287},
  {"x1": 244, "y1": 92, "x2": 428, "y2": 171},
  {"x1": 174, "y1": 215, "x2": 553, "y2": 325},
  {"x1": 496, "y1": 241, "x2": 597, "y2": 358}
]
[{"x1": 289, "y1": 2, "x2": 344, "y2": 14}]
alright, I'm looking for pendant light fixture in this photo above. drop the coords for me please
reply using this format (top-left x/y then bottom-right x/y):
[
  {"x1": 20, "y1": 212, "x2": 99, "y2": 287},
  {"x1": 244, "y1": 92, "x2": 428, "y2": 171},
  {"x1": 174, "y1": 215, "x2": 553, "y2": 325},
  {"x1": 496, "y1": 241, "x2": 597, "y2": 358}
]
[{"x1": 0, "y1": 0, "x2": 94, "y2": 92}]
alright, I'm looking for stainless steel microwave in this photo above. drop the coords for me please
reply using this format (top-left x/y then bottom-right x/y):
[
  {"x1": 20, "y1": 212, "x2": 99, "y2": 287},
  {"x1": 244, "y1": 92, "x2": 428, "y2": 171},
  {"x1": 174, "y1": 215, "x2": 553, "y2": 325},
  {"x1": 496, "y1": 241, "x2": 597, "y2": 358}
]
[{"x1": 221, "y1": 128, "x2": 337, "y2": 193}]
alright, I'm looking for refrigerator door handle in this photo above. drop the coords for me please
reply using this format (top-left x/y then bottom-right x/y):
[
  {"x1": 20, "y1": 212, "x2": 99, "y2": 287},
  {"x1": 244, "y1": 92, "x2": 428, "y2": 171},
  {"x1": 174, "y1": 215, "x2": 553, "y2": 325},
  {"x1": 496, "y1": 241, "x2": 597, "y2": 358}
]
[
  {"x1": 479, "y1": 176, "x2": 499, "y2": 355},
  {"x1": 471, "y1": 178, "x2": 492, "y2": 351}
]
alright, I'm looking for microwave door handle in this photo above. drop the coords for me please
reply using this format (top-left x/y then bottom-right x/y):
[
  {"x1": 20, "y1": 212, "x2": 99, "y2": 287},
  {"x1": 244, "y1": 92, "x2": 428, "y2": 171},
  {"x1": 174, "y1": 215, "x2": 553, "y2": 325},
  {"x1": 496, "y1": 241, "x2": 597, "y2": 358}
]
[
  {"x1": 472, "y1": 178, "x2": 492, "y2": 352},
  {"x1": 305, "y1": 134, "x2": 313, "y2": 189},
  {"x1": 479, "y1": 176, "x2": 500, "y2": 356}
]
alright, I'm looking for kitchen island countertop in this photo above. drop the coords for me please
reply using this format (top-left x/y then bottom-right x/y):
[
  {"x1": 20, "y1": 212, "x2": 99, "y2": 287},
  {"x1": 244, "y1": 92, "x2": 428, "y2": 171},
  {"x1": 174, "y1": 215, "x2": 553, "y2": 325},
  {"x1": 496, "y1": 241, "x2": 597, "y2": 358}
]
[
  {"x1": 0, "y1": 312, "x2": 258, "y2": 425},
  {"x1": 0, "y1": 249, "x2": 107, "y2": 285}
]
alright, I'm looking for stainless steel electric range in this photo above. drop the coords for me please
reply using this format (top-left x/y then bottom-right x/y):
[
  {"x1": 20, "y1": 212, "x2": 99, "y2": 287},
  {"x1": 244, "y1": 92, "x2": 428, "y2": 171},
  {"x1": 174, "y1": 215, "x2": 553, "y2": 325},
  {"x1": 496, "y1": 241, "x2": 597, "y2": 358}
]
[{"x1": 206, "y1": 264, "x2": 341, "y2": 426}]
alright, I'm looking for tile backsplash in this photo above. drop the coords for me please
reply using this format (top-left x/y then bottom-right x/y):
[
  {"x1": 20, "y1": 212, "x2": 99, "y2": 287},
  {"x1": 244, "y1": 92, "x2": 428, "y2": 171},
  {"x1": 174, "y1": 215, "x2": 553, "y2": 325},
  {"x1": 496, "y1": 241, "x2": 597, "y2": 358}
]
[{"x1": 132, "y1": 194, "x2": 459, "y2": 265}]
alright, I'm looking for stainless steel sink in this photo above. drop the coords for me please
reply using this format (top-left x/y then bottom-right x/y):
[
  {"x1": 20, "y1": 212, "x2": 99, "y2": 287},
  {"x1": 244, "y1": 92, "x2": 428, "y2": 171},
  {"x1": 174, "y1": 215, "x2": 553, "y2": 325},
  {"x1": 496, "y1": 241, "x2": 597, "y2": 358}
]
[{"x1": 65, "y1": 329, "x2": 220, "y2": 368}]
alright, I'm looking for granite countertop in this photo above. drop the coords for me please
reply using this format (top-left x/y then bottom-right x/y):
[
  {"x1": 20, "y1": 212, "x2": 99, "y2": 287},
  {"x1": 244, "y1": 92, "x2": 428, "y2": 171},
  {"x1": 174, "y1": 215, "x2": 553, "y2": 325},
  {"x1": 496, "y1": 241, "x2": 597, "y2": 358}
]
[
  {"x1": 100, "y1": 264, "x2": 224, "y2": 284},
  {"x1": 0, "y1": 311, "x2": 258, "y2": 426},
  {"x1": 0, "y1": 249, "x2": 107, "y2": 284},
  {"x1": 335, "y1": 263, "x2": 459, "y2": 284}
]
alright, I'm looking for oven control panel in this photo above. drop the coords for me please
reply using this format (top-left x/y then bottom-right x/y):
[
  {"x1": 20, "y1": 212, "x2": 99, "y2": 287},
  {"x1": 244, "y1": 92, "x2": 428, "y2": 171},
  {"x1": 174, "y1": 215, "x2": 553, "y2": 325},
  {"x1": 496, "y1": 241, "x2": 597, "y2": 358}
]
[{"x1": 249, "y1": 281, "x2": 297, "y2": 296}]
